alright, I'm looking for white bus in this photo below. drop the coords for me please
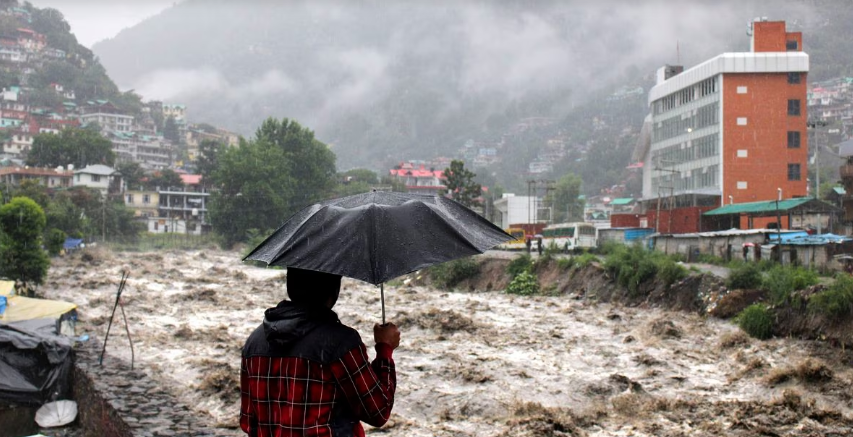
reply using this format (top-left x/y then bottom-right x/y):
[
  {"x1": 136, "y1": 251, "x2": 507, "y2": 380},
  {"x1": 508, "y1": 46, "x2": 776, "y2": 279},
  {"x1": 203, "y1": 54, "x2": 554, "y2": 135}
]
[{"x1": 540, "y1": 222, "x2": 597, "y2": 252}]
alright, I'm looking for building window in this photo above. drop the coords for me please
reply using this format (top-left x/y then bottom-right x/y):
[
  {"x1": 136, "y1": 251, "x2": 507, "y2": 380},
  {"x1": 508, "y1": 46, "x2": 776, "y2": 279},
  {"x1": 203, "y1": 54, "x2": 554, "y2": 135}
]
[
  {"x1": 787, "y1": 131, "x2": 801, "y2": 148},
  {"x1": 786, "y1": 40, "x2": 798, "y2": 51},
  {"x1": 143, "y1": 194, "x2": 150, "y2": 204},
  {"x1": 787, "y1": 99, "x2": 801, "y2": 116},
  {"x1": 788, "y1": 163, "x2": 801, "y2": 181},
  {"x1": 126, "y1": 194, "x2": 134, "y2": 204},
  {"x1": 787, "y1": 72, "x2": 801, "y2": 84},
  {"x1": 92, "y1": 175, "x2": 100, "y2": 182}
]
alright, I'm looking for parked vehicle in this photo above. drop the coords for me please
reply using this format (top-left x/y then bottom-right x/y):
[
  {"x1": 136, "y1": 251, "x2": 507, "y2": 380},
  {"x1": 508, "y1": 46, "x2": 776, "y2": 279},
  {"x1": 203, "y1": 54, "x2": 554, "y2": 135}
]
[
  {"x1": 498, "y1": 228, "x2": 527, "y2": 250},
  {"x1": 541, "y1": 222, "x2": 597, "y2": 252}
]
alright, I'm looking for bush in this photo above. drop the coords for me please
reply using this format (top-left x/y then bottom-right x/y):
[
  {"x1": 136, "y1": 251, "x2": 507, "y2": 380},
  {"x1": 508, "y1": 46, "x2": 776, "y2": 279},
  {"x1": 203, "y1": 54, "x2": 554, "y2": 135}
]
[
  {"x1": 762, "y1": 265, "x2": 819, "y2": 305},
  {"x1": 604, "y1": 244, "x2": 658, "y2": 296},
  {"x1": 727, "y1": 262, "x2": 762, "y2": 290},
  {"x1": 556, "y1": 257, "x2": 574, "y2": 271},
  {"x1": 45, "y1": 228, "x2": 67, "y2": 256},
  {"x1": 574, "y1": 253, "x2": 598, "y2": 268},
  {"x1": 428, "y1": 257, "x2": 480, "y2": 289},
  {"x1": 506, "y1": 270, "x2": 539, "y2": 295},
  {"x1": 658, "y1": 259, "x2": 687, "y2": 287},
  {"x1": 737, "y1": 304, "x2": 773, "y2": 340},
  {"x1": 507, "y1": 254, "x2": 533, "y2": 279},
  {"x1": 808, "y1": 273, "x2": 853, "y2": 319}
]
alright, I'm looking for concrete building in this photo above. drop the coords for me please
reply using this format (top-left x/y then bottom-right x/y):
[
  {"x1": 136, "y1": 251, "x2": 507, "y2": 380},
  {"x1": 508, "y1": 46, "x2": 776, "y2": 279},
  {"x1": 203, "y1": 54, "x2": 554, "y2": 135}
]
[
  {"x1": 492, "y1": 194, "x2": 541, "y2": 229},
  {"x1": 73, "y1": 164, "x2": 122, "y2": 198},
  {"x1": 636, "y1": 19, "x2": 809, "y2": 233},
  {"x1": 79, "y1": 101, "x2": 134, "y2": 133},
  {"x1": 0, "y1": 166, "x2": 72, "y2": 188}
]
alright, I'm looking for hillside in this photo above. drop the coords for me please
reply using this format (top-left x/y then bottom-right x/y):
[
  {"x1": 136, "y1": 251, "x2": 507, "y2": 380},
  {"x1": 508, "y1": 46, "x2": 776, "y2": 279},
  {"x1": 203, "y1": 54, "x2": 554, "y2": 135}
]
[
  {"x1": 92, "y1": 0, "x2": 850, "y2": 194},
  {"x1": 0, "y1": 1, "x2": 140, "y2": 116}
]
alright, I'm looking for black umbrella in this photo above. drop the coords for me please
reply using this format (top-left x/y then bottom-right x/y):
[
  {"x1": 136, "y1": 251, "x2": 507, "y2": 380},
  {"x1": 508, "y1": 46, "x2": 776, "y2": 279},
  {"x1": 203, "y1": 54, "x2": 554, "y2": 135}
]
[{"x1": 244, "y1": 191, "x2": 513, "y2": 322}]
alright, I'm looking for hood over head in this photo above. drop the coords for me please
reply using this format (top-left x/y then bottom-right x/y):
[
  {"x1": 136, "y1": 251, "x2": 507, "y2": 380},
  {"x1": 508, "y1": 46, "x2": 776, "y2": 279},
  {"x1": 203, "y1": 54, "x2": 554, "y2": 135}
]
[{"x1": 262, "y1": 300, "x2": 339, "y2": 346}]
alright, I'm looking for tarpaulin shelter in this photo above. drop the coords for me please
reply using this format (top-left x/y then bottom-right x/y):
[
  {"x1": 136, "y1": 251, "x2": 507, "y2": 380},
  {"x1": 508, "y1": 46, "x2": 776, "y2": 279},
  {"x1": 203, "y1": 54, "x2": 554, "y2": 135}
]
[
  {"x1": 1, "y1": 280, "x2": 77, "y2": 335},
  {"x1": 0, "y1": 318, "x2": 73, "y2": 404},
  {"x1": 0, "y1": 280, "x2": 77, "y2": 404}
]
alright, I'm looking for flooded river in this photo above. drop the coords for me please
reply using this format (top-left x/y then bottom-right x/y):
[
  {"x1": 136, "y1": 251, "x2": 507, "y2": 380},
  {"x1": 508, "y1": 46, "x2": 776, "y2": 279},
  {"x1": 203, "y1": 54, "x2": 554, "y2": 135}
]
[{"x1": 43, "y1": 248, "x2": 853, "y2": 436}]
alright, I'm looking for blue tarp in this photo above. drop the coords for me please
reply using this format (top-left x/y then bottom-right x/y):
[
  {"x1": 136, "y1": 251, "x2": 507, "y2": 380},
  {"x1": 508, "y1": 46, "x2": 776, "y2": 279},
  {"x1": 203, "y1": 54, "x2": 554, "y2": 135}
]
[
  {"x1": 772, "y1": 233, "x2": 853, "y2": 246},
  {"x1": 62, "y1": 239, "x2": 83, "y2": 250},
  {"x1": 767, "y1": 231, "x2": 809, "y2": 243}
]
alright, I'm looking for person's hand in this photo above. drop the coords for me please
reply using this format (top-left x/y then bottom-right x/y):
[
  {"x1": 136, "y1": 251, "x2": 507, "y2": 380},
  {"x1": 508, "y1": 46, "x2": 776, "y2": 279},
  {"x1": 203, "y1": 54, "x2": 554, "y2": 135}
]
[{"x1": 374, "y1": 322, "x2": 400, "y2": 349}]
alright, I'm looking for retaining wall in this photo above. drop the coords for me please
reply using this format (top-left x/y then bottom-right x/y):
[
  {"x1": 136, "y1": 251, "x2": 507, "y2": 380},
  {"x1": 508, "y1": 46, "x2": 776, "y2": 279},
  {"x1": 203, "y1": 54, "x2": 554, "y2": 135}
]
[{"x1": 73, "y1": 342, "x2": 223, "y2": 437}]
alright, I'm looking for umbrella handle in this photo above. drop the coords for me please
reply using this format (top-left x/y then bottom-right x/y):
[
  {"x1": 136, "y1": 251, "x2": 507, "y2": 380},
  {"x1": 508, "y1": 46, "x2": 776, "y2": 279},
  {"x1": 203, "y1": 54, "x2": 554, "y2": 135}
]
[{"x1": 380, "y1": 283, "x2": 386, "y2": 325}]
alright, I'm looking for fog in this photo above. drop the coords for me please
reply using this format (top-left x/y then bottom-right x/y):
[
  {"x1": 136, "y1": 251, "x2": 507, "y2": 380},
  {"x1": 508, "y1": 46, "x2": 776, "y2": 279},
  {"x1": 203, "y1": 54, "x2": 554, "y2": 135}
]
[{"x1": 92, "y1": 0, "x2": 818, "y2": 168}]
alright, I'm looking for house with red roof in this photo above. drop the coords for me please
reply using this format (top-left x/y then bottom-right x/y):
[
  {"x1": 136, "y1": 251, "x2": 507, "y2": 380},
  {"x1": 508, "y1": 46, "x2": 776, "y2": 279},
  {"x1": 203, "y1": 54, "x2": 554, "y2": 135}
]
[{"x1": 388, "y1": 162, "x2": 446, "y2": 195}]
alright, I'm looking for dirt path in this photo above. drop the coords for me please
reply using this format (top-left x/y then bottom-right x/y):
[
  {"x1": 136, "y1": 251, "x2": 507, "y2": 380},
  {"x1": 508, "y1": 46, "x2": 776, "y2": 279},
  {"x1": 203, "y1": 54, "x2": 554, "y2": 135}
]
[{"x1": 43, "y1": 248, "x2": 853, "y2": 436}]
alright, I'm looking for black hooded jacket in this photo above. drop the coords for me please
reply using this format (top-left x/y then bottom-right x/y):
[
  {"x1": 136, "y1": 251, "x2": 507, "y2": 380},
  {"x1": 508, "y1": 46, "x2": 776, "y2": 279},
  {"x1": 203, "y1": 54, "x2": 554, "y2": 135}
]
[{"x1": 242, "y1": 300, "x2": 362, "y2": 364}]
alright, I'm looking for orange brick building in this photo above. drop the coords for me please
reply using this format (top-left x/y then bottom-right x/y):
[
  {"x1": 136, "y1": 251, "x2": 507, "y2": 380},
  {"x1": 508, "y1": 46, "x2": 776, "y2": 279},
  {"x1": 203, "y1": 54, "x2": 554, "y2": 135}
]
[{"x1": 637, "y1": 20, "x2": 809, "y2": 233}]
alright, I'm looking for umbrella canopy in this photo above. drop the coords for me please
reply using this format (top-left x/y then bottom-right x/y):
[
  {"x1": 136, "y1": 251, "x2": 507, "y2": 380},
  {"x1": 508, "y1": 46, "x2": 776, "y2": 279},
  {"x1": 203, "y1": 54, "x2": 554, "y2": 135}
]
[
  {"x1": 244, "y1": 191, "x2": 513, "y2": 285},
  {"x1": 35, "y1": 400, "x2": 77, "y2": 428}
]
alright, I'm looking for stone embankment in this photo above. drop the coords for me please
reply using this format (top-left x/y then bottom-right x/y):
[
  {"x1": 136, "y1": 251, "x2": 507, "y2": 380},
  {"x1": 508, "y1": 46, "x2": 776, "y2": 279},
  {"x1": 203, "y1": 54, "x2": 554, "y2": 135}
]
[{"x1": 74, "y1": 341, "x2": 225, "y2": 437}]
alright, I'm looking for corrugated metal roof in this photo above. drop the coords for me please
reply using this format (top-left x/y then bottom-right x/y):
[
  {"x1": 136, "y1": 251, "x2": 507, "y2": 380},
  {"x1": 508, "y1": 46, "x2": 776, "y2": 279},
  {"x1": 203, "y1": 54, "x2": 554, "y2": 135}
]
[
  {"x1": 703, "y1": 198, "x2": 812, "y2": 216},
  {"x1": 657, "y1": 228, "x2": 802, "y2": 238},
  {"x1": 833, "y1": 186, "x2": 847, "y2": 195},
  {"x1": 609, "y1": 198, "x2": 635, "y2": 206}
]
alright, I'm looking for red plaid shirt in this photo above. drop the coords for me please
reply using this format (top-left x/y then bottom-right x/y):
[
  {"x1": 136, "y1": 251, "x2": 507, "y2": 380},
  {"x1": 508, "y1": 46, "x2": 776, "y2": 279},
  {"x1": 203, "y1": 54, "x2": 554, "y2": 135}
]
[{"x1": 240, "y1": 342, "x2": 395, "y2": 437}]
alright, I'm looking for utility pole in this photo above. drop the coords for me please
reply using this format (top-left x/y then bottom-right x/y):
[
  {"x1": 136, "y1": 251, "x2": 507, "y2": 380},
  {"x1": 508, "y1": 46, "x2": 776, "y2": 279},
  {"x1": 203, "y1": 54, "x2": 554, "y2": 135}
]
[
  {"x1": 654, "y1": 159, "x2": 679, "y2": 233},
  {"x1": 808, "y1": 118, "x2": 828, "y2": 234}
]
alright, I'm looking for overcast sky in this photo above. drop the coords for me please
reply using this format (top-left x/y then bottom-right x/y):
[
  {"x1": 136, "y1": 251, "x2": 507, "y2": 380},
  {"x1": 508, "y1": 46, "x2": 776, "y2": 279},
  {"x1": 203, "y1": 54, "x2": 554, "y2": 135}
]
[{"x1": 28, "y1": 0, "x2": 179, "y2": 48}]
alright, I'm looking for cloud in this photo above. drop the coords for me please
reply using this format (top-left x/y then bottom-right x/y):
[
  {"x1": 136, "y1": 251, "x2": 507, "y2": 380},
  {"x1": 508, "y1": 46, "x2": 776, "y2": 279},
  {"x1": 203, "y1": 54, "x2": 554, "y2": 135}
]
[{"x1": 131, "y1": 67, "x2": 296, "y2": 102}]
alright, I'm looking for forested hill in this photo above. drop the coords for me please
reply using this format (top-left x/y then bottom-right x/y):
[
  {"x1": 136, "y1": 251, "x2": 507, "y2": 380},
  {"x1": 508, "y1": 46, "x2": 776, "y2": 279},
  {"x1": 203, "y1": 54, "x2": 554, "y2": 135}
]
[
  {"x1": 92, "y1": 0, "x2": 853, "y2": 193},
  {"x1": 0, "y1": 1, "x2": 140, "y2": 114}
]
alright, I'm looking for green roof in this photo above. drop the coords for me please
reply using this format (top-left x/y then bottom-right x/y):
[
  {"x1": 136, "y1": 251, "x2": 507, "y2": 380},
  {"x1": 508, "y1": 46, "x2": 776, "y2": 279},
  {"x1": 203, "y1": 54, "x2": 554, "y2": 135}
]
[
  {"x1": 704, "y1": 198, "x2": 812, "y2": 216},
  {"x1": 833, "y1": 186, "x2": 847, "y2": 195},
  {"x1": 609, "y1": 198, "x2": 635, "y2": 206}
]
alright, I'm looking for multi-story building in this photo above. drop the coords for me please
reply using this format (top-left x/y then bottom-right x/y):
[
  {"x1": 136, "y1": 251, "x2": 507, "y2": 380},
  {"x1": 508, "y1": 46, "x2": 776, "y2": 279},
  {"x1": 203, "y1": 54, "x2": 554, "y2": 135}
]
[
  {"x1": 79, "y1": 101, "x2": 134, "y2": 133},
  {"x1": 0, "y1": 166, "x2": 72, "y2": 188},
  {"x1": 157, "y1": 174, "x2": 208, "y2": 235},
  {"x1": 73, "y1": 164, "x2": 123, "y2": 198},
  {"x1": 387, "y1": 162, "x2": 446, "y2": 195},
  {"x1": 637, "y1": 19, "x2": 809, "y2": 233}
]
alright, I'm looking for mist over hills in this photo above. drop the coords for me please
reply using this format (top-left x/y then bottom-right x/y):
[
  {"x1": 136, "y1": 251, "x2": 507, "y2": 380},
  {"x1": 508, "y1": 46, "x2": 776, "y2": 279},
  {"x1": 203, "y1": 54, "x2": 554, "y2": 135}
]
[{"x1": 93, "y1": 1, "x2": 846, "y2": 183}]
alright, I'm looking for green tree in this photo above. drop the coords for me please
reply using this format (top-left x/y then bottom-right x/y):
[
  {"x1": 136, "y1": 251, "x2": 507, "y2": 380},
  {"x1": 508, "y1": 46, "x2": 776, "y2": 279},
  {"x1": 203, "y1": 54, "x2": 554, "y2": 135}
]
[
  {"x1": 253, "y1": 118, "x2": 337, "y2": 209},
  {"x1": 548, "y1": 173, "x2": 584, "y2": 223},
  {"x1": 209, "y1": 118, "x2": 337, "y2": 247},
  {"x1": 334, "y1": 168, "x2": 379, "y2": 196},
  {"x1": 209, "y1": 137, "x2": 295, "y2": 248},
  {"x1": 64, "y1": 187, "x2": 141, "y2": 241},
  {"x1": 443, "y1": 160, "x2": 481, "y2": 207},
  {"x1": 196, "y1": 139, "x2": 225, "y2": 188},
  {"x1": 26, "y1": 127, "x2": 115, "y2": 168},
  {"x1": 44, "y1": 191, "x2": 87, "y2": 238},
  {"x1": 147, "y1": 169, "x2": 183, "y2": 190},
  {"x1": 115, "y1": 161, "x2": 145, "y2": 191},
  {"x1": 0, "y1": 197, "x2": 50, "y2": 293}
]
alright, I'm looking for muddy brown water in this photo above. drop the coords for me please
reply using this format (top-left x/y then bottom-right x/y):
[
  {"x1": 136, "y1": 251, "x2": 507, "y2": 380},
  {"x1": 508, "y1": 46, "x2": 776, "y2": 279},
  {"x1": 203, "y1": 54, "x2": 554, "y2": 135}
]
[{"x1": 42, "y1": 248, "x2": 853, "y2": 436}]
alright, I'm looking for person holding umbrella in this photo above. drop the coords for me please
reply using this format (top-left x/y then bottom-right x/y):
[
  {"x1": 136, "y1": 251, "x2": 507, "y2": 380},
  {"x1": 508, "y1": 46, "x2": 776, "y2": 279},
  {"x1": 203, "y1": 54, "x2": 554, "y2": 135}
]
[
  {"x1": 242, "y1": 191, "x2": 512, "y2": 435},
  {"x1": 240, "y1": 267, "x2": 400, "y2": 437}
]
